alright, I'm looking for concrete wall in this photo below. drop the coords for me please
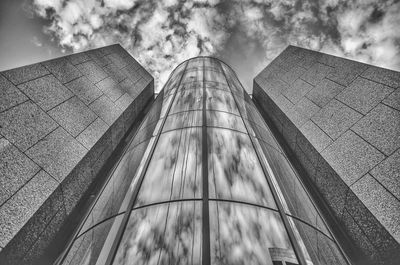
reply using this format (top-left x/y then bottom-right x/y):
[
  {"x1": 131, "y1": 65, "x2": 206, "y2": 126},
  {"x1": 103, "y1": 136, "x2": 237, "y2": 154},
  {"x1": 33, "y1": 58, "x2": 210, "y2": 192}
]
[
  {"x1": 0, "y1": 44, "x2": 153, "y2": 263},
  {"x1": 253, "y1": 45, "x2": 400, "y2": 265}
]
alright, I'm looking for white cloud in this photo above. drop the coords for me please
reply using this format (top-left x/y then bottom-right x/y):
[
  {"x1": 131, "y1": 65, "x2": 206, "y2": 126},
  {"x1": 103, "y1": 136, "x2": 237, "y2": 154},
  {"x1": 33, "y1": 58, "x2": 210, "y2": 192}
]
[
  {"x1": 104, "y1": 0, "x2": 137, "y2": 10},
  {"x1": 244, "y1": 7, "x2": 263, "y2": 21},
  {"x1": 162, "y1": 0, "x2": 179, "y2": 7},
  {"x1": 139, "y1": 8, "x2": 171, "y2": 49},
  {"x1": 31, "y1": 36, "x2": 43, "y2": 47},
  {"x1": 59, "y1": 1, "x2": 82, "y2": 25},
  {"x1": 33, "y1": 0, "x2": 63, "y2": 17},
  {"x1": 29, "y1": 0, "x2": 400, "y2": 92},
  {"x1": 89, "y1": 14, "x2": 103, "y2": 29}
]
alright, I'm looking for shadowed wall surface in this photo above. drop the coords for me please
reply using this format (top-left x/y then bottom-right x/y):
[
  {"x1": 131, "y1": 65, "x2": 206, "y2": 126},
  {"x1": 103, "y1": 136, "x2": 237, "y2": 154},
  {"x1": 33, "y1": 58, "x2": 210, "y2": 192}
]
[
  {"x1": 0, "y1": 44, "x2": 154, "y2": 264},
  {"x1": 254, "y1": 45, "x2": 400, "y2": 265}
]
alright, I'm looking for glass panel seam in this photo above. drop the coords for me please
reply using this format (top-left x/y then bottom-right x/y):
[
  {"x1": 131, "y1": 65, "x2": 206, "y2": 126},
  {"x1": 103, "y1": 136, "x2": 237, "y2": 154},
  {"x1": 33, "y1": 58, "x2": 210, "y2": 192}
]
[
  {"x1": 286, "y1": 214, "x2": 335, "y2": 241},
  {"x1": 130, "y1": 198, "x2": 282, "y2": 213},
  {"x1": 254, "y1": 137, "x2": 286, "y2": 154},
  {"x1": 166, "y1": 108, "x2": 242, "y2": 118},
  {"x1": 75, "y1": 212, "x2": 126, "y2": 240},
  {"x1": 166, "y1": 109, "x2": 202, "y2": 116},
  {"x1": 202, "y1": 58, "x2": 211, "y2": 265},
  {"x1": 208, "y1": 198, "x2": 279, "y2": 212},
  {"x1": 103, "y1": 61, "x2": 189, "y2": 265},
  {"x1": 250, "y1": 98, "x2": 351, "y2": 262},
  {"x1": 219, "y1": 61, "x2": 309, "y2": 265},
  {"x1": 161, "y1": 126, "x2": 247, "y2": 136},
  {"x1": 205, "y1": 109, "x2": 241, "y2": 117},
  {"x1": 131, "y1": 198, "x2": 203, "y2": 211}
]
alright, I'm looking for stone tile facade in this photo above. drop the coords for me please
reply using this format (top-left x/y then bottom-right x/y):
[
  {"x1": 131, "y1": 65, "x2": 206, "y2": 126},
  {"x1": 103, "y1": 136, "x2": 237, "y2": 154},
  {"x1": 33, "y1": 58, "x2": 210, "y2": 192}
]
[
  {"x1": 254, "y1": 45, "x2": 400, "y2": 265},
  {"x1": 0, "y1": 44, "x2": 154, "y2": 264}
]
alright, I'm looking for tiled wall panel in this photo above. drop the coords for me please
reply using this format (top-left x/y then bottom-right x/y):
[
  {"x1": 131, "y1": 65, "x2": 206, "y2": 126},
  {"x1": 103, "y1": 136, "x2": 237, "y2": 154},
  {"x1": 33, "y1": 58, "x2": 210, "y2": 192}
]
[
  {"x1": 0, "y1": 44, "x2": 153, "y2": 264},
  {"x1": 254, "y1": 45, "x2": 400, "y2": 265}
]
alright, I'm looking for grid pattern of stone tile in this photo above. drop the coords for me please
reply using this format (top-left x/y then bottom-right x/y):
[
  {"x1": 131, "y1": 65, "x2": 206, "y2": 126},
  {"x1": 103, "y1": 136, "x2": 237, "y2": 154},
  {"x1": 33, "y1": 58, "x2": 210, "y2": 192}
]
[
  {"x1": 254, "y1": 45, "x2": 400, "y2": 264},
  {"x1": 18, "y1": 75, "x2": 74, "y2": 111},
  {"x1": 0, "y1": 44, "x2": 154, "y2": 264}
]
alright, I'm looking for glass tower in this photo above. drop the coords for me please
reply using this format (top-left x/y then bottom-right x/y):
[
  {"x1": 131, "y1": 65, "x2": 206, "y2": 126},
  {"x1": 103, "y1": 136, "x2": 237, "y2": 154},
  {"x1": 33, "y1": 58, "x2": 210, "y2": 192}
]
[{"x1": 56, "y1": 57, "x2": 350, "y2": 265}]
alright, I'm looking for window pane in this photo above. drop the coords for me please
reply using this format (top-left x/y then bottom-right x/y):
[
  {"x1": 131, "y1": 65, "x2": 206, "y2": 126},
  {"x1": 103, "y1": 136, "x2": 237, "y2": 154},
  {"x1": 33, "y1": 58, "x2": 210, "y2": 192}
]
[
  {"x1": 205, "y1": 81, "x2": 230, "y2": 92},
  {"x1": 206, "y1": 111, "x2": 246, "y2": 133},
  {"x1": 231, "y1": 92, "x2": 246, "y2": 112},
  {"x1": 206, "y1": 89, "x2": 239, "y2": 115},
  {"x1": 208, "y1": 128, "x2": 277, "y2": 208},
  {"x1": 179, "y1": 81, "x2": 203, "y2": 91},
  {"x1": 135, "y1": 128, "x2": 202, "y2": 206},
  {"x1": 259, "y1": 145, "x2": 331, "y2": 235},
  {"x1": 160, "y1": 94, "x2": 174, "y2": 118},
  {"x1": 246, "y1": 120, "x2": 281, "y2": 152},
  {"x1": 182, "y1": 68, "x2": 203, "y2": 83},
  {"x1": 139, "y1": 93, "x2": 163, "y2": 126},
  {"x1": 164, "y1": 71, "x2": 183, "y2": 93},
  {"x1": 205, "y1": 69, "x2": 226, "y2": 83},
  {"x1": 113, "y1": 202, "x2": 202, "y2": 265},
  {"x1": 62, "y1": 215, "x2": 123, "y2": 265},
  {"x1": 209, "y1": 201, "x2": 297, "y2": 265},
  {"x1": 131, "y1": 114, "x2": 163, "y2": 146},
  {"x1": 167, "y1": 61, "x2": 186, "y2": 84},
  {"x1": 187, "y1": 58, "x2": 203, "y2": 69},
  {"x1": 220, "y1": 63, "x2": 243, "y2": 94},
  {"x1": 78, "y1": 139, "x2": 152, "y2": 235},
  {"x1": 163, "y1": 110, "x2": 202, "y2": 132},
  {"x1": 170, "y1": 89, "x2": 203, "y2": 114},
  {"x1": 241, "y1": 97, "x2": 266, "y2": 124},
  {"x1": 204, "y1": 58, "x2": 221, "y2": 69},
  {"x1": 289, "y1": 217, "x2": 348, "y2": 265}
]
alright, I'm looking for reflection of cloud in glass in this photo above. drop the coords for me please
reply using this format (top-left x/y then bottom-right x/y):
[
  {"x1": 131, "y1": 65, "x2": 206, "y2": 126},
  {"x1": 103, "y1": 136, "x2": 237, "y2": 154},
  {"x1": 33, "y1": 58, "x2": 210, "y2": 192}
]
[
  {"x1": 179, "y1": 82, "x2": 202, "y2": 91},
  {"x1": 80, "y1": 140, "x2": 151, "y2": 235},
  {"x1": 113, "y1": 202, "x2": 202, "y2": 265},
  {"x1": 205, "y1": 70, "x2": 226, "y2": 83},
  {"x1": 164, "y1": 63, "x2": 187, "y2": 92},
  {"x1": 205, "y1": 81, "x2": 230, "y2": 92},
  {"x1": 210, "y1": 201, "x2": 295, "y2": 265},
  {"x1": 136, "y1": 128, "x2": 202, "y2": 206},
  {"x1": 182, "y1": 68, "x2": 203, "y2": 83},
  {"x1": 221, "y1": 63, "x2": 243, "y2": 94},
  {"x1": 206, "y1": 111, "x2": 246, "y2": 133},
  {"x1": 222, "y1": 58, "x2": 342, "y2": 265},
  {"x1": 206, "y1": 89, "x2": 239, "y2": 115},
  {"x1": 204, "y1": 58, "x2": 221, "y2": 69},
  {"x1": 170, "y1": 88, "x2": 203, "y2": 114},
  {"x1": 63, "y1": 215, "x2": 124, "y2": 265},
  {"x1": 290, "y1": 217, "x2": 347, "y2": 265},
  {"x1": 208, "y1": 128, "x2": 276, "y2": 208},
  {"x1": 163, "y1": 111, "x2": 202, "y2": 132},
  {"x1": 187, "y1": 58, "x2": 203, "y2": 69}
]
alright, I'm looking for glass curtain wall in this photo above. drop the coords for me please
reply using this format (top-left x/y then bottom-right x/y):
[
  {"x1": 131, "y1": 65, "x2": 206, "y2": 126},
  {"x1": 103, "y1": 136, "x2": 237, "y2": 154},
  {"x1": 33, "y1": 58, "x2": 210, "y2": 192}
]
[{"x1": 56, "y1": 57, "x2": 350, "y2": 265}]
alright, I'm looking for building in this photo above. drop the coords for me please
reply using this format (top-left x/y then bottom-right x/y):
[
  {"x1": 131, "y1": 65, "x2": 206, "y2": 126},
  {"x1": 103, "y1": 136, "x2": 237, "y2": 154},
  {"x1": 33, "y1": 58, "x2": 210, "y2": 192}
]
[{"x1": 0, "y1": 45, "x2": 399, "y2": 265}]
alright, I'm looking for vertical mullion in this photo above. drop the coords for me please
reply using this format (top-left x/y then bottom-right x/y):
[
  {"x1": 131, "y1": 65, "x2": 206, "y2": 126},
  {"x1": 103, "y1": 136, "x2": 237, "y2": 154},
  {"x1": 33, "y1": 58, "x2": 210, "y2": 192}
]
[
  {"x1": 104, "y1": 61, "x2": 189, "y2": 265},
  {"x1": 202, "y1": 58, "x2": 211, "y2": 265},
  {"x1": 218, "y1": 61, "x2": 308, "y2": 265}
]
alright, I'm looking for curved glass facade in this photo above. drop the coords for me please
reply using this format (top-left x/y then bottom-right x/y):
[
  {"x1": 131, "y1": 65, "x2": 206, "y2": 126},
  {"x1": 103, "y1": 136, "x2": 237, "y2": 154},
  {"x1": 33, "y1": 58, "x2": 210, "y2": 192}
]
[{"x1": 57, "y1": 57, "x2": 350, "y2": 265}]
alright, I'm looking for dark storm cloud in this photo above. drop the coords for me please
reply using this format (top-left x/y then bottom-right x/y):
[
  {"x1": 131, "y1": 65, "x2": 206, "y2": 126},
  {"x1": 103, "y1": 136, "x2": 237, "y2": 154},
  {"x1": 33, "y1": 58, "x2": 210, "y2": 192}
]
[{"x1": 29, "y1": 0, "x2": 400, "y2": 92}]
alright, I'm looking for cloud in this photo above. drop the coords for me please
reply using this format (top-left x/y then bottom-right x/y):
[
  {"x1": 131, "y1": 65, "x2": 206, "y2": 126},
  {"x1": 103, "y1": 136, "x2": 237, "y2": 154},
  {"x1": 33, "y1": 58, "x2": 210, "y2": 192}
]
[
  {"x1": 29, "y1": 0, "x2": 400, "y2": 92},
  {"x1": 31, "y1": 36, "x2": 43, "y2": 47},
  {"x1": 333, "y1": 0, "x2": 400, "y2": 69},
  {"x1": 104, "y1": 0, "x2": 137, "y2": 10}
]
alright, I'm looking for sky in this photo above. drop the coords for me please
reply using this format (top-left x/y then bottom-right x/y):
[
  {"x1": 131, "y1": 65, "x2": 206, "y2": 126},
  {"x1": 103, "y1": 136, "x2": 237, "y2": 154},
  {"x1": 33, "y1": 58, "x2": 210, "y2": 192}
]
[{"x1": 0, "y1": 0, "x2": 399, "y2": 93}]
